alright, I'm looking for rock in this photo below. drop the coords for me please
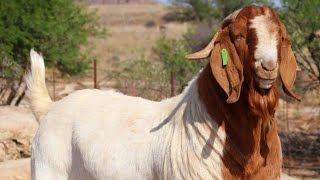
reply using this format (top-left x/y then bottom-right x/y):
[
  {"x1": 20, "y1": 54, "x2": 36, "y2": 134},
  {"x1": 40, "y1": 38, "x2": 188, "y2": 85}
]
[
  {"x1": 280, "y1": 173, "x2": 301, "y2": 180},
  {"x1": 281, "y1": 173, "x2": 299, "y2": 180},
  {"x1": 0, "y1": 158, "x2": 30, "y2": 180},
  {"x1": 0, "y1": 106, "x2": 38, "y2": 162}
]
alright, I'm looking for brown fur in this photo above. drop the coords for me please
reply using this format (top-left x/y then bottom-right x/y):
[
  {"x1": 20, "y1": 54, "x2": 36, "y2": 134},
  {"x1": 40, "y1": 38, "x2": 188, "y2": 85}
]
[
  {"x1": 198, "y1": 64, "x2": 281, "y2": 179},
  {"x1": 279, "y1": 23, "x2": 301, "y2": 100},
  {"x1": 193, "y1": 5, "x2": 298, "y2": 179}
]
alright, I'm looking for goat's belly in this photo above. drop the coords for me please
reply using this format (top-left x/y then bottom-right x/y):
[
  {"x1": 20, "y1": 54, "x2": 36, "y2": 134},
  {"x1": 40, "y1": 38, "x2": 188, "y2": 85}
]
[
  {"x1": 72, "y1": 116, "x2": 160, "y2": 179},
  {"x1": 70, "y1": 106, "x2": 167, "y2": 178}
]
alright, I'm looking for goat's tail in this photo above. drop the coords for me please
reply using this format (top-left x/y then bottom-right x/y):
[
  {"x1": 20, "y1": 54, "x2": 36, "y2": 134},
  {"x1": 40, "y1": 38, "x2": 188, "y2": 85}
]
[{"x1": 25, "y1": 49, "x2": 52, "y2": 123}]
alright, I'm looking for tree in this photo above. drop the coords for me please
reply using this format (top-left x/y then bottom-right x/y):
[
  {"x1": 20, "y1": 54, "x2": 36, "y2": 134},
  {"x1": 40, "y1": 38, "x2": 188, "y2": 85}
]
[
  {"x1": 170, "y1": 0, "x2": 217, "y2": 21},
  {"x1": 278, "y1": 0, "x2": 320, "y2": 90},
  {"x1": 108, "y1": 58, "x2": 169, "y2": 100},
  {"x1": 154, "y1": 36, "x2": 205, "y2": 96},
  {"x1": 106, "y1": 36, "x2": 205, "y2": 99},
  {"x1": 0, "y1": 0, "x2": 105, "y2": 105}
]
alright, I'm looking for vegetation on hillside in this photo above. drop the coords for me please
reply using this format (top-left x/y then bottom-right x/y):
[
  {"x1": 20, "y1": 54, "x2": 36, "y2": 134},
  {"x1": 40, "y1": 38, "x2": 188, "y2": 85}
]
[
  {"x1": 0, "y1": 0, "x2": 105, "y2": 105},
  {"x1": 153, "y1": 36, "x2": 205, "y2": 96},
  {"x1": 278, "y1": 0, "x2": 320, "y2": 90}
]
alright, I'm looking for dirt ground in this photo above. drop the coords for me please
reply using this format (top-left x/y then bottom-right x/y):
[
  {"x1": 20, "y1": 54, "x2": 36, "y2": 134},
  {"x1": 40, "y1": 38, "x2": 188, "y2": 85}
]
[
  {"x1": 276, "y1": 97, "x2": 320, "y2": 179},
  {"x1": 280, "y1": 132, "x2": 320, "y2": 179}
]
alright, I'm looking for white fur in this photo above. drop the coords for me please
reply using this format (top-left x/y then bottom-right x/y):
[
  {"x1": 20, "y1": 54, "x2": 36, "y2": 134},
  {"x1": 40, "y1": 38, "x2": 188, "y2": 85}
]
[
  {"x1": 27, "y1": 51, "x2": 226, "y2": 179},
  {"x1": 250, "y1": 14, "x2": 278, "y2": 69},
  {"x1": 250, "y1": 12, "x2": 279, "y2": 89},
  {"x1": 25, "y1": 50, "x2": 52, "y2": 122},
  {"x1": 258, "y1": 79, "x2": 274, "y2": 89}
]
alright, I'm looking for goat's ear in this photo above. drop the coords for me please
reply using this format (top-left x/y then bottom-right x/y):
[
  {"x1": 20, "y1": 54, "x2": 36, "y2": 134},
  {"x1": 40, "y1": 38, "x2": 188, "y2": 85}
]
[
  {"x1": 185, "y1": 28, "x2": 243, "y2": 103},
  {"x1": 279, "y1": 24, "x2": 301, "y2": 101},
  {"x1": 210, "y1": 28, "x2": 243, "y2": 103},
  {"x1": 279, "y1": 40, "x2": 301, "y2": 101}
]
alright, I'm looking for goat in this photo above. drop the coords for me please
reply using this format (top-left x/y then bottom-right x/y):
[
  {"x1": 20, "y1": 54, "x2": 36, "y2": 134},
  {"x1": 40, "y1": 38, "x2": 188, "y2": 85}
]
[{"x1": 26, "y1": 5, "x2": 300, "y2": 180}]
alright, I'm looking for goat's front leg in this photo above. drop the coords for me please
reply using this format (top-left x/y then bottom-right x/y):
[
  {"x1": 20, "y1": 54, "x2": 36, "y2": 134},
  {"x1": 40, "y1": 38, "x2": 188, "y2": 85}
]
[{"x1": 31, "y1": 155, "x2": 68, "y2": 180}]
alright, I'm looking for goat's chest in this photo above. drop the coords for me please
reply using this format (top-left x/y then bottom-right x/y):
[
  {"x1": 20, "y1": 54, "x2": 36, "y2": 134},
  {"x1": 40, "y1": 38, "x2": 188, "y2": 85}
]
[{"x1": 221, "y1": 129, "x2": 282, "y2": 179}]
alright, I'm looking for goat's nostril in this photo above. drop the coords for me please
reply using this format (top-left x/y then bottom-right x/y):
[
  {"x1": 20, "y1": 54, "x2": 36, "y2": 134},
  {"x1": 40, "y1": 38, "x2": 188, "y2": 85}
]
[{"x1": 261, "y1": 61, "x2": 277, "y2": 71}]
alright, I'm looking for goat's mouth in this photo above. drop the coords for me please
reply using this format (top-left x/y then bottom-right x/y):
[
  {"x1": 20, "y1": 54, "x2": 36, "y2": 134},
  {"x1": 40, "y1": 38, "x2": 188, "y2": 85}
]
[
  {"x1": 254, "y1": 66, "x2": 278, "y2": 89},
  {"x1": 255, "y1": 77, "x2": 276, "y2": 89}
]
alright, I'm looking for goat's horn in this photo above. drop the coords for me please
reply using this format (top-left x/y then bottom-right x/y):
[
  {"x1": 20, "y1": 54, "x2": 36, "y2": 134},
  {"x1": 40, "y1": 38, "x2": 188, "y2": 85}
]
[
  {"x1": 185, "y1": 9, "x2": 242, "y2": 60},
  {"x1": 220, "y1": 9, "x2": 242, "y2": 28}
]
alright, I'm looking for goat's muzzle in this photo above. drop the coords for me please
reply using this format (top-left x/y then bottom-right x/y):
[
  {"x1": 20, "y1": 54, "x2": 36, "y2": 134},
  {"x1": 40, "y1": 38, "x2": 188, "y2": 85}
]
[{"x1": 254, "y1": 62, "x2": 279, "y2": 89}]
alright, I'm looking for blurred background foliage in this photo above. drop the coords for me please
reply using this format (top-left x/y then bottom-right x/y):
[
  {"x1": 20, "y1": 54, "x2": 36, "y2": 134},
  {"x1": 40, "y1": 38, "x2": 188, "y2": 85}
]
[
  {"x1": 0, "y1": 0, "x2": 105, "y2": 105},
  {"x1": 0, "y1": 0, "x2": 319, "y2": 104},
  {"x1": 153, "y1": 36, "x2": 205, "y2": 95},
  {"x1": 0, "y1": 0, "x2": 105, "y2": 75},
  {"x1": 278, "y1": 0, "x2": 320, "y2": 90},
  {"x1": 109, "y1": 58, "x2": 168, "y2": 100}
]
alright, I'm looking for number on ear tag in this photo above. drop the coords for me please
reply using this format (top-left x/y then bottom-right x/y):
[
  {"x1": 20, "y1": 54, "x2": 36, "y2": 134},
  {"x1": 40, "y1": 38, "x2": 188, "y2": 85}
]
[{"x1": 221, "y1": 48, "x2": 228, "y2": 66}]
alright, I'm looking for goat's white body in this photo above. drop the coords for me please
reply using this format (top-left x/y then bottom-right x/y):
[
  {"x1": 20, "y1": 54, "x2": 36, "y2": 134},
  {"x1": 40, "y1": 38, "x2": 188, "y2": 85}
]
[{"x1": 28, "y1": 52, "x2": 226, "y2": 180}]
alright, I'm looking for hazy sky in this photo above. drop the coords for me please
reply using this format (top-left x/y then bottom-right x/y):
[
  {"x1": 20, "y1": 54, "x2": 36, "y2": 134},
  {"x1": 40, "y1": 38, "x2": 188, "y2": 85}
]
[{"x1": 157, "y1": 0, "x2": 169, "y2": 4}]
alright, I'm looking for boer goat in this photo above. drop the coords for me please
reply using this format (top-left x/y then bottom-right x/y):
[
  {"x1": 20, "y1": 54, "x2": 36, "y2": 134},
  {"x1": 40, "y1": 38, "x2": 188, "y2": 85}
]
[{"x1": 26, "y1": 5, "x2": 300, "y2": 180}]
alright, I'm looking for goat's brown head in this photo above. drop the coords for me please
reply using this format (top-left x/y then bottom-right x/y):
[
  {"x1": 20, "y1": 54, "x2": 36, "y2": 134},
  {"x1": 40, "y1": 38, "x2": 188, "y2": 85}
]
[{"x1": 187, "y1": 5, "x2": 301, "y2": 104}]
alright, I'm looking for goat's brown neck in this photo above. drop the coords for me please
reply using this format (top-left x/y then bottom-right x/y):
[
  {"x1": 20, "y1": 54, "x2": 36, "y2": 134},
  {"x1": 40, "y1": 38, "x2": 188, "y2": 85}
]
[{"x1": 197, "y1": 64, "x2": 281, "y2": 178}]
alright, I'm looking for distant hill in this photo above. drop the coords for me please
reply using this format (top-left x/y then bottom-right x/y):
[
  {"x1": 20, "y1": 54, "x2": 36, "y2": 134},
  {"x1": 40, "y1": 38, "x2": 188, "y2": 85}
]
[
  {"x1": 75, "y1": 0, "x2": 158, "y2": 5},
  {"x1": 87, "y1": 4, "x2": 189, "y2": 66}
]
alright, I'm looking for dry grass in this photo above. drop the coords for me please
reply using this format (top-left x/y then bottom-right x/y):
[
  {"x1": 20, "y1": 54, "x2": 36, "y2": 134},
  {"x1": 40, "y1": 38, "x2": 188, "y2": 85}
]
[
  {"x1": 40, "y1": 4, "x2": 192, "y2": 100},
  {"x1": 87, "y1": 5, "x2": 191, "y2": 71}
]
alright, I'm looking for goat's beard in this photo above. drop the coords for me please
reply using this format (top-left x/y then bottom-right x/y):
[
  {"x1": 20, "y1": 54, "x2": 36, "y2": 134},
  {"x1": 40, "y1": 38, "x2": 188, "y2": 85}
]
[{"x1": 246, "y1": 79, "x2": 279, "y2": 135}]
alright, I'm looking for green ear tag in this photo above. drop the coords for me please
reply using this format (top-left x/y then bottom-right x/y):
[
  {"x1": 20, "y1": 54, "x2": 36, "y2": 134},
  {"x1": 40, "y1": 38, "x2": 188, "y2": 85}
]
[{"x1": 221, "y1": 48, "x2": 228, "y2": 66}]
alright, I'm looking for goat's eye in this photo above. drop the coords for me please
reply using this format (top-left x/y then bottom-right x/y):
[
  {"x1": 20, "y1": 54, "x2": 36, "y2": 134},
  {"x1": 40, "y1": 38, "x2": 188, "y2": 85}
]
[{"x1": 236, "y1": 35, "x2": 243, "y2": 41}]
